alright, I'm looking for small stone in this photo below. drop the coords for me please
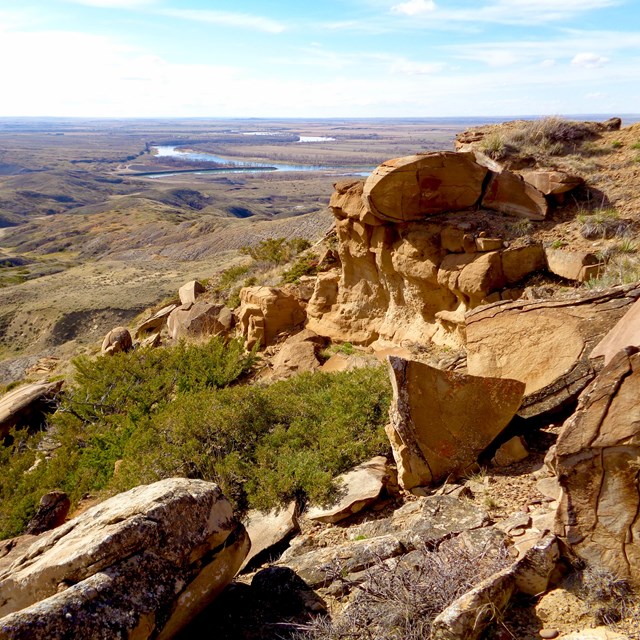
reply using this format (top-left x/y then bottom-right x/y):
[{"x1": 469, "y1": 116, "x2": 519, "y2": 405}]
[{"x1": 540, "y1": 629, "x2": 560, "y2": 639}]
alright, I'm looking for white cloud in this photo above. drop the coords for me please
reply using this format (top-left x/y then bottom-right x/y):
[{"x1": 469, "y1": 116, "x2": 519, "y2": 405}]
[
  {"x1": 447, "y1": 30, "x2": 638, "y2": 68},
  {"x1": 571, "y1": 52, "x2": 610, "y2": 68},
  {"x1": 161, "y1": 9, "x2": 286, "y2": 34},
  {"x1": 541, "y1": 59, "x2": 556, "y2": 67},
  {"x1": 65, "y1": 0, "x2": 156, "y2": 7},
  {"x1": 389, "y1": 59, "x2": 445, "y2": 74},
  {"x1": 391, "y1": 0, "x2": 436, "y2": 16}
]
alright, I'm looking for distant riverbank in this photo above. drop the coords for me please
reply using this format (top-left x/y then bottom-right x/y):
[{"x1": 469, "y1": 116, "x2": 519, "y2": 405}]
[{"x1": 144, "y1": 145, "x2": 373, "y2": 176}]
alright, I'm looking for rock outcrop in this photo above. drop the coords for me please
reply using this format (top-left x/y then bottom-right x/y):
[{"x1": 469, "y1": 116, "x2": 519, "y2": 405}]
[
  {"x1": 466, "y1": 284, "x2": 640, "y2": 418},
  {"x1": 0, "y1": 478, "x2": 249, "y2": 639},
  {"x1": 0, "y1": 381, "x2": 63, "y2": 438},
  {"x1": 167, "y1": 301, "x2": 234, "y2": 341},
  {"x1": 237, "y1": 286, "x2": 306, "y2": 349},
  {"x1": 363, "y1": 152, "x2": 488, "y2": 222},
  {"x1": 386, "y1": 356, "x2": 525, "y2": 490},
  {"x1": 305, "y1": 150, "x2": 585, "y2": 350},
  {"x1": 553, "y1": 347, "x2": 640, "y2": 583}
]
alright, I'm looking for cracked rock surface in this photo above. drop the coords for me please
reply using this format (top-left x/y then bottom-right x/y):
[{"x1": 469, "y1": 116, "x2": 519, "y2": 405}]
[
  {"x1": 0, "y1": 478, "x2": 249, "y2": 639},
  {"x1": 554, "y1": 347, "x2": 640, "y2": 582}
]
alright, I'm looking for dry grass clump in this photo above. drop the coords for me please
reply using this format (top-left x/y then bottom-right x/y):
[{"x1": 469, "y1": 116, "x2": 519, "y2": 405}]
[
  {"x1": 577, "y1": 207, "x2": 629, "y2": 240},
  {"x1": 496, "y1": 117, "x2": 598, "y2": 160},
  {"x1": 297, "y1": 542, "x2": 511, "y2": 640},
  {"x1": 573, "y1": 565, "x2": 638, "y2": 627}
]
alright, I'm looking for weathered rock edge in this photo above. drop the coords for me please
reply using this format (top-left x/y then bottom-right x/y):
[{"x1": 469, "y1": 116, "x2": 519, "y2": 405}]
[
  {"x1": 466, "y1": 283, "x2": 640, "y2": 418},
  {"x1": 386, "y1": 356, "x2": 524, "y2": 489},
  {"x1": 0, "y1": 478, "x2": 249, "y2": 640},
  {"x1": 553, "y1": 347, "x2": 640, "y2": 583}
]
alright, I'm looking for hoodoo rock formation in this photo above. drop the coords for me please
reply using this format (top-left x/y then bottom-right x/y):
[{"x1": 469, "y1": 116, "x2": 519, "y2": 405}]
[{"x1": 305, "y1": 151, "x2": 583, "y2": 350}]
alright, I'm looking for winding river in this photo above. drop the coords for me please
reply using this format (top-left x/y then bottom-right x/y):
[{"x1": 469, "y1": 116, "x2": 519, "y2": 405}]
[{"x1": 139, "y1": 146, "x2": 372, "y2": 177}]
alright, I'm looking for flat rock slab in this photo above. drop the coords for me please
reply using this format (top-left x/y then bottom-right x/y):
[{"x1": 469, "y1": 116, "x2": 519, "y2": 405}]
[
  {"x1": 553, "y1": 348, "x2": 640, "y2": 582},
  {"x1": 386, "y1": 356, "x2": 524, "y2": 489},
  {"x1": 0, "y1": 478, "x2": 249, "y2": 640},
  {"x1": 349, "y1": 495, "x2": 491, "y2": 551},
  {"x1": 278, "y1": 535, "x2": 403, "y2": 589},
  {"x1": 591, "y1": 297, "x2": 640, "y2": 365},
  {"x1": 241, "y1": 501, "x2": 298, "y2": 571},
  {"x1": 307, "y1": 456, "x2": 391, "y2": 524},
  {"x1": 466, "y1": 284, "x2": 640, "y2": 419},
  {"x1": 363, "y1": 152, "x2": 488, "y2": 222},
  {"x1": 135, "y1": 303, "x2": 177, "y2": 338},
  {"x1": 0, "y1": 381, "x2": 63, "y2": 437}
]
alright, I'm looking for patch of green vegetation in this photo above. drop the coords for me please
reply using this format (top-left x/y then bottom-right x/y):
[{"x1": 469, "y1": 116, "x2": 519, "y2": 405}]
[
  {"x1": 611, "y1": 140, "x2": 623, "y2": 149},
  {"x1": 321, "y1": 342, "x2": 356, "y2": 360},
  {"x1": 631, "y1": 142, "x2": 640, "y2": 150},
  {"x1": 0, "y1": 343, "x2": 391, "y2": 538},
  {"x1": 281, "y1": 255, "x2": 319, "y2": 284},
  {"x1": 240, "y1": 237, "x2": 311, "y2": 265},
  {"x1": 549, "y1": 239, "x2": 567, "y2": 249}
]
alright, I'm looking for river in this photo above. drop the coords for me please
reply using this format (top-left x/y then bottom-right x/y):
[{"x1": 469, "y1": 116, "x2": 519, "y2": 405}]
[{"x1": 140, "y1": 145, "x2": 372, "y2": 177}]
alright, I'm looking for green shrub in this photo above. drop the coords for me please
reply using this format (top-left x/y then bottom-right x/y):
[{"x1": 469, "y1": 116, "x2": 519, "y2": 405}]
[
  {"x1": 0, "y1": 337, "x2": 257, "y2": 538},
  {"x1": 281, "y1": 255, "x2": 319, "y2": 283},
  {"x1": 611, "y1": 140, "x2": 623, "y2": 149},
  {"x1": 116, "y1": 366, "x2": 392, "y2": 513},
  {"x1": 240, "y1": 237, "x2": 311, "y2": 265},
  {"x1": 0, "y1": 360, "x2": 391, "y2": 538}
]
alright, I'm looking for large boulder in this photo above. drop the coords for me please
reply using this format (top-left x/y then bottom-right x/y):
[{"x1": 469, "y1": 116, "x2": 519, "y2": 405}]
[
  {"x1": 0, "y1": 380, "x2": 63, "y2": 438},
  {"x1": 482, "y1": 170, "x2": 548, "y2": 220},
  {"x1": 178, "y1": 280, "x2": 205, "y2": 306},
  {"x1": 553, "y1": 347, "x2": 640, "y2": 583},
  {"x1": 167, "y1": 301, "x2": 234, "y2": 341},
  {"x1": 545, "y1": 247, "x2": 602, "y2": 282},
  {"x1": 363, "y1": 152, "x2": 488, "y2": 223},
  {"x1": 237, "y1": 287, "x2": 306, "y2": 349},
  {"x1": 386, "y1": 356, "x2": 524, "y2": 490},
  {"x1": 466, "y1": 284, "x2": 640, "y2": 418},
  {"x1": 268, "y1": 329, "x2": 325, "y2": 380},
  {"x1": 0, "y1": 478, "x2": 249, "y2": 639},
  {"x1": 101, "y1": 326, "x2": 132, "y2": 355}
]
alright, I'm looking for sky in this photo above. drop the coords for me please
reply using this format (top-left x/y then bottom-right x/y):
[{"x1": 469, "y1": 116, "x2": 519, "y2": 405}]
[{"x1": 0, "y1": 0, "x2": 638, "y2": 118}]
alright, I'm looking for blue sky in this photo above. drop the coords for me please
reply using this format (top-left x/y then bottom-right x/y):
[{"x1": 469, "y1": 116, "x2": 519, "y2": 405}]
[{"x1": 0, "y1": 0, "x2": 638, "y2": 117}]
